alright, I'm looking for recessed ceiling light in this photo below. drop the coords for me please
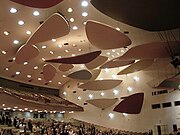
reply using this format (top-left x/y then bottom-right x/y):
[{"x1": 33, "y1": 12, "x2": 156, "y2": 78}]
[
  {"x1": 62, "y1": 75, "x2": 66, "y2": 78},
  {"x1": 38, "y1": 77, "x2": 42, "y2": 81},
  {"x1": 52, "y1": 39, "x2": 56, "y2": 42},
  {"x1": 10, "y1": 8, "x2": 17, "y2": 13},
  {"x1": 13, "y1": 40, "x2": 19, "y2": 44},
  {"x1": 109, "y1": 113, "x2": 114, "y2": 118},
  {"x1": 81, "y1": 1, "x2": 88, "y2": 7},
  {"x1": 1, "y1": 51, "x2": 7, "y2": 54},
  {"x1": 26, "y1": 31, "x2": 31, "y2": 35},
  {"x1": 127, "y1": 86, "x2": 132, "y2": 92},
  {"x1": 4, "y1": 31, "x2": 9, "y2": 35},
  {"x1": 13, "y1": 57, "x2": 16, "y2": 61},
  {"x1": 58, "y1": 82, "x2": 62, "y2": 85},
  {"x1": 65, "y1": 50, "x2": 69, "y2": 53},
  {"x1": 63, "y1": 92, "x2": 67, "y2": 95},
  {"x1": 16, "y1": 71, "x2": 20, "y2": 75},
  {"x1": 83, "y1": 21, "x2": 87, "y2": 25},
  {"x1": 78, "y1": 96, "x2": 82, "y2": 100},
  {"x1": 104, "y1": 68, "x2": 109, "y2": 73},
  {"x1": 80, "y1": 40, "x2": 85, "y2": 42},
  {"x1": 82, "y1": 12, "x2": 88, "y2": 17},
  {"x1": 79, "y1": 48, "x2": 82, "y2": 52},
  {"x1": 121, "y1": 49, "x2": 125, "y2": 53},
  {"x1": 81, "y1": 65, "x2": 84, "y2": 68},
  {"x1": 72, "y1": 44, "x2": 77, "y2": 47},
  {"x1": 112, "y1": 50, "x2": 115, "y2": 52},
  {"x1": 88, "y1": 94, "x2": 93, "y2": 99},
  {"x1": 50, "y1": 51, "x2": 54, "y2": 54},
  {"x1": 116, "y1": 27, "x2": 120, "y2": 31},
  {"x1": 106, "y1": 52, "x2": 110, "y2": 55},
  {"x1": 42, "y1": 45, "x2": 47, "y2": 49},
  {"x1": 2, "y1": 104, "x2": 5, "y2": 106},
  {"x1": 4, "y1": 67, "x2": 9, "y2": 71},
  {"x1": 113, "y1": 89, "x2": 119, "y2": 95},
  {"x1": 72, "y1": 54, "x2": 75, "y2": 57},
  {"x1": 70, "y1": 18, "x2": 74, "y2": 22},
  {"x1": 42, "y1": 58, "x2": 46, "y2": 61},
  {"x1": 23, "y1": 62, "x2": 28, "y2": 65},
  {"x1": 72, "y1": 26, "x2": 78, "y2": 30},
  {"x1": 133, "y1": 76, "x2": 139, "y2": 81},
  {"x1": 123, "y1": 113, "x2": 128, "y2": 116},
  {"x1": 27, "y1": 75, "x2": 31, "y2": 78},
  {"x1": 49, "y1": 80, "x2": 52, "y2": 83},
  {"x1": 33, "y1": 11, "x2": 40, "y2": 16},
  {"x1": 58, "y1": 44, "x2": 63, "y2": 48},
  {"x1": 34, "y1": 66, "x2": 38, "y2": 70},
  {"x1": 67, "y1": 8, "x2": 73, "y2": 13},
  {"x1": 18, "y1": 20, "x2": 25, "y2": 25},
  {"x1": 100, "y1": 92, "x2": 105, "y2": 96},
  {"x1": 58, "y1": 56, "x2": 61, "y2": 58}
]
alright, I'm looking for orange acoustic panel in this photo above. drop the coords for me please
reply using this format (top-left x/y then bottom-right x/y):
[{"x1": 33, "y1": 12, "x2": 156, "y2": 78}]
[
  {"x1": 100, "y1": 59, "x2": 135, "y2": 69},
  {"x1": 43, "y1": 64, "x2": 56, "y2": 82},
  {"x1": 27, "y1": 13, "x2": 69, "y2": 45},
  {"x1": 68, "y1": 70, "x2": 92, "y2": 80},
  {"x1": 86, "y1": 98, "x2": 118, "y2": 109},
  {"x1": 85, "y1": 55, "x2": 108, "y2": 69},
  {"x1": 15, "y1": 44, "x2": 39, "y2": 64},
  {"x1": 45, "y1": 51, "x2": 101, "y2": 64},
  {"x1": 117, "y1": 59, "x2": 154, "y2": 75},
  {"x1": 154, "y1": 75, "x2": 180, "y2": 90},
  {"x1": 118, "y1": 41, "x2": 180, "y2": 60},
  {"x1": 86, "y1": 20, "x2": 131, "y2": 50},
  {"x1": 78, "y1": 80, "x2": 122, "y2": 91},
  {"x1": 59, "y1": 64, "x2": 74, "y2": 72},
  {"x1": 91, "y1": 0, "x2": 180, "y2": 31},
  {"x1": 113, "y1": 93, "x2": 144, "y2": 114},
  {"x1": 10, "y1": 0, "x2": 64, "y2": 8}
]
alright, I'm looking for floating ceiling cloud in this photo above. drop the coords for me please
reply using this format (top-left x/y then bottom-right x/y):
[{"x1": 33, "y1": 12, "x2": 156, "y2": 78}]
[
  {"x1": 91, "y1": 0, "x2": 180, "y2": 31},
  {"x1": 86, "y1": 20, "x2": 131, "y2": 50},
  {"x1": 43, "y1": 64, "x2": 56, "y2": 82},
  {"x1": 68, "y1": 70, "x2": 92, "y2": 80}
]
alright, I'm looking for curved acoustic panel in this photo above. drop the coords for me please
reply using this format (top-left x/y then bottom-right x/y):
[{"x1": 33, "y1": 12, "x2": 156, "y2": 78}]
[
  {"x1": 91, "y1": 0, "x2": 180, "y2": 31},
  {"x1": 113, "y1": 93, "x2": 144, "y2": 114},
  {"x1": 117, "y1": 59, "x2": 154, "y2": 75},
  {"x1": 59, "y1": 64, "x2": 74, "y2": 72},
  {"x1": 78, "y1": 80, "x2": 122, "y2": 91},
  {"x1": 90, "y1": 69, "x2": 101, "y2": 81},
  {"x1": 86, "y1": 20, "x2": 131, "y2": 50},
  {"x1": 100, "y1": 59, "x2": 135, "y2": 69},
  {"x1": 86, "y1": 98, "x2": 118, "y2": 109},
  {"x1": 43, "y1": 64, "x2": 56, "y2": 82},
  {"x1": 10, "y1": 0, "x2": 64, "y2": 8},
  {"x1": 119, "y1": 42, "x2": 180, "y2": 60},
  {"x1": 85, "y1": 56, "x2": 108, "y2": 69},
  {"x1": 15, "y1": 45, "x2": 39, "y2": 64},
  {"x1": 45, "y1": 51, "x2": 101, "y2": 64},
  {"x1": 68, "y1": 70, "x2": 92, "y2": 80},
  {"x1": 27, "y1": 13, "x2": 69, "y2": 45},
  {"x1": 154, "y1": 76, "x2": 180, "y2": 90}
]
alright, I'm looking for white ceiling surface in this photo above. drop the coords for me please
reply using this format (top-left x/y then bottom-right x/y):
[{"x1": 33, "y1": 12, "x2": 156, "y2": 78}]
[{"x1": 0, "y1": 0, "x2": 178, "y2": 89}]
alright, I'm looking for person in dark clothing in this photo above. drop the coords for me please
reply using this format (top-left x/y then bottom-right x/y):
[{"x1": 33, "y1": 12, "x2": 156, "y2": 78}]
[
  {"x1": 2, "y1": 114, "x2": 5, "y2": 125},
  {"x1": 13, "y1": 116, "x2": 17, "y2": 127},
  {"x1": 5, "y1": 115, "x2": 8, "y2": 125},
  {"x1": 28, "y1": 120, "x2": 33, "y2": 133}
]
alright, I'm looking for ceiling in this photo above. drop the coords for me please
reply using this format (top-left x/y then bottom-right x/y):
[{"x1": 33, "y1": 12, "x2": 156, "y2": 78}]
[{"x1": 0, "y1": 0, "x2": 179, "y2": 90}]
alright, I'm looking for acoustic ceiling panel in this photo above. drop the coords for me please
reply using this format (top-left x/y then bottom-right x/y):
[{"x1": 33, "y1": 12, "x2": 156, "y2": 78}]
[
  {"x1": 59, "y1": 64, "x2": 74, "y2": 72},
  {"x1": 86, "y1": 98, "x2": 118, "y2": 109},
  {"x1": 85, "y1": 55, "x2": 108, "y2": 69},
  {"x1": 117, "y1": 59, "x2": 154, "y2": 75},
  {"x1": 118, "y1": 42, "x2": 180, "y2": 60},
  {"x1": 100, "y1": 59, "x2": 135, "y2": 69},
  {"x1": 90, "y1": 69, "x2": 101, "y2": 81},
  {"x1": 43, "y1": 64, "x2": 56, "y2": 82},
  {"x1": 113, "y1": 93, "x2": 144, "y2": 114},
  {"x1": 155, "y1": 76, "x2": 180, "y2": 90},
  {"x1": 45, "y1": 51, "x2": 101, "y2": 64},
  {"x1": 15, "y1": 45, "x2": 39, "y2": 64},
  {"x1": 27, "y1": 13, "x2": 69, "y2": 45},
  {"x1": 67, "y1": 70, "x2": 92, "y2": 80},
  {"x1": 78, "y1": 80, "x2": 122, "y2": 91},
  {"x1": 86, "y1": 20, "x2": 131, "y2": 50},
  {"x1": 91, "y1": 0, "x2": 180, "y2": 31},
  {"x1": 10, "y1": 0, "x2": 64, "y2": 8}
]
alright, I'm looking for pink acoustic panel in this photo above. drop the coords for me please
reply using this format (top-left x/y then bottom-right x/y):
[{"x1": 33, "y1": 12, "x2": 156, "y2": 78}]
[
  {"x1": 118, "y1": 41, "x2": 180, "y2": 60},
  {"x1": 90, "y1": 0, "x2": 180, "y2": 31},
  {"x1": 43, "y1": 64, "x2": 56, "y2": 82},
  {"x1": 154, "y1": 76, "x2": 180, "y2": 90},
  {"x1": 85, "y1": 55, "x2": 108, "y2": 69},
  {"x1": 86, "y1": 98, "x2": 118, "y2": 109},
  {"x1": 113, "y1": 93, "x2": 144, "y2": 114},
  {"x1": 15, "y1": 45, "x2": 39, "y2": 64},
  {"x1": 68, "y1": 70, "x2": 92, "y2": 80},
  {"x1": 59, "y1": 64, "x2": 74, "y2": 72},
  {"x1": 100, "y1": 59, "x2": 135, "y2": 69},
  {"x1": 10, "y1": 0, "x2": 64, "y2": 8},
  {"x1": 27, "y1": 13, "x2": 69, "y2": 45},
  {"x1": 117, "y1": 59, "x2": 154, "y2": 75},
  {"x1": 86, "y1": 20, "x2": 131, "y2": 50},
  {"x1": 45, "y1": 51, "x2": 101, "y2": 64},
  {"x1": 78, "y1": 80, "x2": 122, "y2": 91}
]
